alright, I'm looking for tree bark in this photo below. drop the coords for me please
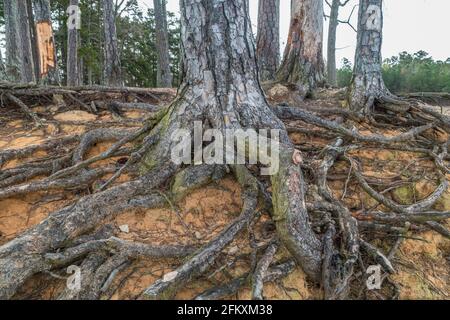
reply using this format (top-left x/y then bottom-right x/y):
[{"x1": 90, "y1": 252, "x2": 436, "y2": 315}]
[
  {"x1": 4, "y1": 0, "x2": 21, "y2": 82},
  {"x1": 67, "y1": 0, "x2": 80, "y2": 86},
  {"x1": 0, "y1": 49, "x2": 6, "y2": 80},
  {"x1": 33, "y1": 0, "x2": 60, "y2": 84},
  {"x1": 142, "y1": 0, "x2": 322, "y2": 281},
  {"x1": 277, "y1": 0, "x2": 325, "y2": 97},
  {"x1": 0, "y1": 0, "x2": 324, "y2": 299},
  {"x1": 348, "y1": 0, "x2": 393, "y2": 113},
  {"x1": 327, "y1": 0, "x2": 340, "y2": 86},
  {"x1": 256, "y1": 0, "x2": 280, "y2": 82},
  {"x1": 153, "y1": 0, "x2": 173, "y2": 87},
  {"x1": 27, "y1": 0, "x2": 40, "y2": 82},
  {"x1": 102, "y1": 0, "x2": 123, "y2": 87},
  {"x1": 17, "y1": 0, "x2": 36, "y2": 83}
]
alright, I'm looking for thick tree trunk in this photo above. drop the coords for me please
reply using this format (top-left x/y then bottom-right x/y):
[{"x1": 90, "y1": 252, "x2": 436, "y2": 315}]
[
  {"x1": 4, "y1": 0, "x2": 21, "y2": 82},
  {"x1": 0, "y1": 0, "x2": 324, "y2": 299},
  {"x1": 17, "y1": 0, "x2": 36, "y2": 83},
  {"x1": 67, "y1": 0, "x2": 80, "y2": 86},
  {"x1": 33, "y1": 0, "x2": 60, "y2": 84},
  {"x1": 102, "y1": 0, "x2": 123, "y2": 87},
  {"x1": 327, "y1": 0, "x2": 340, "y2": 87},
  {"x1": 153, "y1": 0, "x2": 173, "y2": 87},
  {"x1": 348, "y1": 0, "x2": 393, "y2": 113},
  {"x1": 256, "y1": 0, "x2": 280, "y2": 82},
  {"x1": 277, "y1": 0, "x2": 325, "y2": 97},
  {"x1": 142, "y1": 0, "x2": 322, "y2": 283}
]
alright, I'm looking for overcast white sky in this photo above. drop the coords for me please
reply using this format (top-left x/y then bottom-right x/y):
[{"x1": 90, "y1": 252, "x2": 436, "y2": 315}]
[{"x1": 139, "y1": 0, "x2": 450, "y2": 67}]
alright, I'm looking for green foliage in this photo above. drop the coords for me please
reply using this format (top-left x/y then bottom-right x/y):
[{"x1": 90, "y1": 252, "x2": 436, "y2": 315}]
[
  {"x1": 383, "y1": 51, "x2": 450, "y2": 93},
  {"x1": 336, "y1": 51, "x2": 450, "y2": 93},
  {"x1": 47, "y1": 0, "x2": 180, "y2": 87},
  {"x1": 337, "y1": 57, "x2": 353, "y2": 89}
]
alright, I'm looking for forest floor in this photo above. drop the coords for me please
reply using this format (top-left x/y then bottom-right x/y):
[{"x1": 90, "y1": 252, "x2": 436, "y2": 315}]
[{"x1": 0, "y1": 86, "x2": 448, "y2": 300}]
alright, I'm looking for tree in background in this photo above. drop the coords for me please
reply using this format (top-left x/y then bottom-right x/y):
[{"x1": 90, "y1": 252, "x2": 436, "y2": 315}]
[
  {"x1": 0, "y1": 49, "x2": 5, "y2": 79},
  {"x1": 27, "y1": 0, "x2": 40, "y2": 81},
  {"x1": 17, "y1": 0, "x2": 36, "y2": 83},
  {"x1": 256, "y1": 0, "x2": 279, "y2": 81},
  {"x1": 325, "y1": 0, "x2": 355, "y2": 87},
  {"x1": 348, "y1": 0, "x2": 399, "y2": 113},
  {"x1": 337, "y1": 52, "x2": 450, "y2": 94},
  {"x1": 66, "y1": 0, "x2": 80, "y2": 86},
  {"x1": 102, "y1": 0, "x2": 122, "y2": 86},
  {"x1": 336, "y1": 57, "x2": 353, "y2": 88},
  {"x1": 115, "y1": 4, "x2": 180, "y2": 87},
  {"x1": 153, "y1": 0, "x2": 172, "y2": 87},
  {"x1": 0, "y1": 0, "x2": 181, "y2": 87},
  {"x1": 383, "y1": 51, "x2": 450, "y2": 93},
  {"x1": 277, "y1": 0, "x2": 325, "y2": 97},
  {"x1": 4, "y1": 0, "x2": 21, "y2": 82}
]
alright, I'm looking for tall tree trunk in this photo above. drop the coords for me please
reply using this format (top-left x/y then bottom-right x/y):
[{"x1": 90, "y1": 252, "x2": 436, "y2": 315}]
[
  {"x1": 33, "y1": 0, "x2": 60, "y2": 84},
  {"x1": 327, "y1": 0, "x2": 340, "y2": 86},
  {"x1": 142, "y1": 0, "x2": 322, "y2": 283},
  {"x1": 27, "y1": 0, "x2": 40, "y2": 82},
  {"x1": 277, "y1": 0, "x2": 325, "y2": 97},
  {"x1": 256, "y1": 0, "x2": 280, "y2": 82},
  {"x1": 67, "y1": 0, "x2": 80, "y2": 86},
  {"x1": 102, "y1": 0, "x2": 123, "y2": 87},
  {"x1": 4, "y1": 0, "x2": 21, "y2": 82},
  {"x1": 153, "y1": 0, "x2": 173, "y2": 87},
  {"x1": 17, "y1": 0, "x2": 36, "y2": 83},
  {"x1": 348, "y1": 0, "x2": 394, "y2": 113}
]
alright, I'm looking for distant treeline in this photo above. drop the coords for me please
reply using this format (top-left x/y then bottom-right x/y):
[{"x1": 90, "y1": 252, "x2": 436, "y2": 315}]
[{"x1": 337, "y1": 51, "x2": 450, "y2": 93}]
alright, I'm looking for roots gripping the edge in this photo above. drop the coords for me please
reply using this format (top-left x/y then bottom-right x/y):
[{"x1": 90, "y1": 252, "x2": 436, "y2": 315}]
[
  {"x1": 0, "y1": 0, "x2": 329, "y2": 299},
  {"x1": 1, "y1": 0, "x2": 448, "y2": 301}
]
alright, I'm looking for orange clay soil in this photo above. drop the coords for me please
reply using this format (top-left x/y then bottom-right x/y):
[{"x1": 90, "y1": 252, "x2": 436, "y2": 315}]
[{"x1": 0, "y1": 87, "x2": 448, "y2": 300}]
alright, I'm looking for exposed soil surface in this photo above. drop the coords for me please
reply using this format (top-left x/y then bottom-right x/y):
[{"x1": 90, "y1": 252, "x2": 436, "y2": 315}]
[{"x1": 0, "y1": 87, "x2": 448, "y2": 299}]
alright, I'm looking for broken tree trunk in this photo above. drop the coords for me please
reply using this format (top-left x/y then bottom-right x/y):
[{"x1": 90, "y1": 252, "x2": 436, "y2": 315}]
[
  {"x1": 256, "y1": 0, "x2": 280, "y2": 82},
  {"x1": 102, "y1": 0, "x2": 123, "y2": 87},
  {"x1": 153, "y1": 0, "x2": 173, "y2": 87},
  {"x1": 276, "y1": 0, "x2": 325, "y2": 97},
  {"x1": 33, "y1": 0, "x2": 60, "y2": 84}
]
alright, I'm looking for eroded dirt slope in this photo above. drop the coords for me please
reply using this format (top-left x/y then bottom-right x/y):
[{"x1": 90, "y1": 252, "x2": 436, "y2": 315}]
[{"x1": 0, "y1": 87, "x2": 448, "y2": 299}]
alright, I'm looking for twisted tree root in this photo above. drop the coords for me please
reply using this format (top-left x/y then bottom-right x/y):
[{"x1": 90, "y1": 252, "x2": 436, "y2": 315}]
[
  {"x1": 195, "y1": 260, "x2": 296, "y2": 300},
  {"x1": 141, "y1": 166, "x2": 259, "y2": 300},
  {"x1": 251, "y1": 240, "x2": 279, "y2": 300}
]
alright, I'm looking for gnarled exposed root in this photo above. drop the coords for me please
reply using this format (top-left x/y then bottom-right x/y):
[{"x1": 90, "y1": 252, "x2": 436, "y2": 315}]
[
  {"x1": 0, "y1": 167, "x2": 115, "y2": 200},
  {"x1": 1, "y1": 79, "x2": 449, "y2": 301},
  {"x1": 271, "y1": 146, "x2": 323, "y2": 281},
  {"x1": 195, "y1": 259, "x2": 296, "y2": 300},
  {"x1": 0, "y1": 161, "x2": 230, "y2": 299},
  {"x1": 251, "y1": 240, "x2": 279, "y2": 300},
  {"x1": 141, "y1": 166, "x2": 259, "y2": 300},
  {"x1": 4, "y1": 92, "x2": 43, "y2": 127}
]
